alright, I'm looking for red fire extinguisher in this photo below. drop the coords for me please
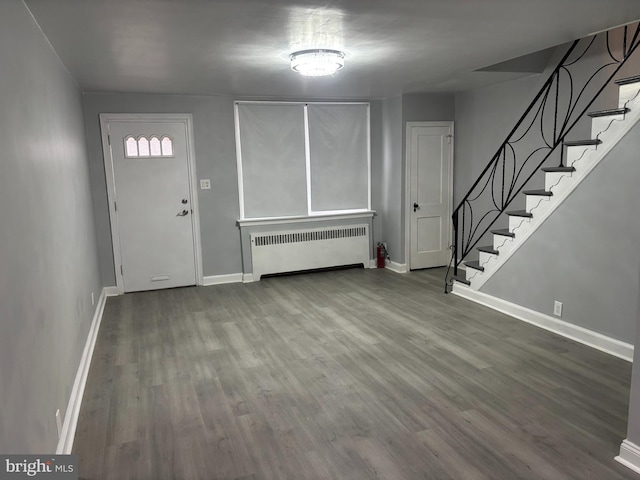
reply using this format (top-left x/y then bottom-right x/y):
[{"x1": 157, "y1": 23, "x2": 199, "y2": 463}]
[{"x1": 377, "y1": 243, "x2": 387, "y2": 269}]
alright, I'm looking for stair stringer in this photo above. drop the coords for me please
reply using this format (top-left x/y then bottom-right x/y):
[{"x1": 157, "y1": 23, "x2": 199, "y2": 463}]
[{"x1": 457, "y1": 82, "x2": 640, "y2": 291}]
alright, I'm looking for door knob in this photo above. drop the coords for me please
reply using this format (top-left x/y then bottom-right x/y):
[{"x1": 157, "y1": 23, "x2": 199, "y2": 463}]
[
  {"x1": 176, "y1": 209, "x2": 189, "y2": 217},
  {"x1": 413, "y1": 202, "x2": 419, "y2": 212}
]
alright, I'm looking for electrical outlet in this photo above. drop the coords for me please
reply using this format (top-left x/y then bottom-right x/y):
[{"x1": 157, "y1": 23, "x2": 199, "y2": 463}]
[
  {"x1": 55, "y1": 409, "x2": 62, "y2": 439},
  {"x1": 91, "y1": 292, "x2": 95, "y2": 306},
  {"x1": 553, "y1": 301, "x2": 563, "y2": 317},
  {"x1": 200, "y1": 179, "x2": 211, "y2": 190}
]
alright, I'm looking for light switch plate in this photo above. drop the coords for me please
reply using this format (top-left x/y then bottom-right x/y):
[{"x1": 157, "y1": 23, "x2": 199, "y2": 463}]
[
  {"x1": 553, "y1": 301, "x2": 563, "y2": 317},
  {"x1": 200, "y1": 179, "x2": 211, "y2": 190}
]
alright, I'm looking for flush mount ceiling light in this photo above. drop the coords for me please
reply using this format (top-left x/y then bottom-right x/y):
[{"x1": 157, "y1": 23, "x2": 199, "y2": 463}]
[{"x1": 290, "y1": 49, "x2": 345, "y2": 77}]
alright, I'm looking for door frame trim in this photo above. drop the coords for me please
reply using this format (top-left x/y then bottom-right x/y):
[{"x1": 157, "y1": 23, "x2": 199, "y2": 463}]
[
  {"x1": 99, "y1": 113, "x2": 204, "y2": 294},
  {"x1": 404, "y1": 121, "x2": 454, "y2": 271}
]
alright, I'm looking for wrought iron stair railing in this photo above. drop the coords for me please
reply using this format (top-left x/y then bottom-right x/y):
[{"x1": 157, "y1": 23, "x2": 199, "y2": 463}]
[{"x1": 445, "y1": 22, "x2": 640, "y2": 293}]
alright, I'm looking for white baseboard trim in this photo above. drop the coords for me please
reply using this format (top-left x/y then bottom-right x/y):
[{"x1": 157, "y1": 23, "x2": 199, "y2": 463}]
[
  {"x1": 203, "y1": 273, "x2": 243, "y2": 286},
  {"x1": 104, "y1": 286, "x2": 119, "y2": 297},
  {"x1": 369, "y1": 259, "x2": 377, "y2": 269},
  {"x1": 56, "y1": 286, "x2": 109, "y2": 454},
  {"x1": 243, "y1": 273, "x2": 254, "y2": 283},
  {"x1": 385, "y1": 261, "x2": 407, "y2": 274},
  {"x1": 616, "y1": 439, "x2": 640, "y2": 475},
  {"x1": 452, "y1": 284, "x2": 633, "y2": 362}
]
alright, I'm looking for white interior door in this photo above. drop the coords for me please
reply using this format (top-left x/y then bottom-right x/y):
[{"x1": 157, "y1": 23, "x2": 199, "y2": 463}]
[
  {"x1": 408, "y1": 122, "x2": 453, "y2": 270},
  {"x1": 106, "y1": 118, "x2": 197, "y2": 292}
]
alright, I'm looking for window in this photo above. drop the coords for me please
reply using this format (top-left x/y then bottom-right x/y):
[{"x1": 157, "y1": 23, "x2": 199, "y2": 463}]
[
  {"x1": 235, "y1": 101, "x2": 371, "y2": 220},
  {"x1": 150, "y1": 136, "x2": 161, "y2": 156},
  {"x1": 124, "y1": 135, "x2": 174, "y2": 158}
]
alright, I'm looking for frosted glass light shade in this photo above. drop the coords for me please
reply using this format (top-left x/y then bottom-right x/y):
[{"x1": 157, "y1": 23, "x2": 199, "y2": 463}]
[{"x1": 290, "y1": 49, "x2": 345, "y2": 77}]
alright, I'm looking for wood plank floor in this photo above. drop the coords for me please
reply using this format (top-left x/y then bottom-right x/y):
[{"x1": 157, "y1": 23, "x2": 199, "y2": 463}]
[{"x1": 74, "y1": 267, "x2": 638, "y2": 479}]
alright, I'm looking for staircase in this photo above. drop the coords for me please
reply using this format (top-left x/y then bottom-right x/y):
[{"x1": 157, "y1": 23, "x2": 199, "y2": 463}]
[
  {"x1": 455, "y1": 76, "x2": 640, "y2": 290},
  {"x1": 447, "y1": 23, "x2": 640, "y2": 292}
]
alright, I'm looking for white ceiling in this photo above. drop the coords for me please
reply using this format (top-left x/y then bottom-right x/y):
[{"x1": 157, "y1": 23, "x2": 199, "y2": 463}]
[{"x1": 24, "y1": 0, "x2": 640, "y2": 99}]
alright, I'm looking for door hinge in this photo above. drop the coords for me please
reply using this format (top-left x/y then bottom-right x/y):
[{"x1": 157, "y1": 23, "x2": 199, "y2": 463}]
[
  {"x1": 446, "y1": 134, "x2": 453, "y2": 144},
  {"x1": 114, "y1": 201, "x2": 117, "y2": 212},
  {"x1": 108, "y1": 134, "x2": 111, "y2": 146},
  {"x1": 120, "y1": 265, "x2": 123, "y2": 275}
]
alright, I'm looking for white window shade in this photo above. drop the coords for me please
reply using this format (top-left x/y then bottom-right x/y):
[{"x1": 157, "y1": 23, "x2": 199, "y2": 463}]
[
  {"x1": 237, "y1": 104, "x2": 307, "y2": 218},
  {"x1": 307, "y1": 104, "x2": 369, "y2": 212},
  {"x1": 235, "y1": 101, "x2": 370, "y2": 220}
]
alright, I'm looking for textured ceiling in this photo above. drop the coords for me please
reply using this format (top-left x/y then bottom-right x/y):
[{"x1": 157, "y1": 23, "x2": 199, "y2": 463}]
[{"x1": 24, "y1": 0, "x2": 640, "y2": 98}]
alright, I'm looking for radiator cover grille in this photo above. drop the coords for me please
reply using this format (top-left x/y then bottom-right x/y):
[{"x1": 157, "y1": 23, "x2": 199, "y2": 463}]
[
  {"x1": 253, "y1": 226, "x2": 367, "y2": 247},
  {"x1": 250, "y1": 224, "x2": 370, "y2": 280}
]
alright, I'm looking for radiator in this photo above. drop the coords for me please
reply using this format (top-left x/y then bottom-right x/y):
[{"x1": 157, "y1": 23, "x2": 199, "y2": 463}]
[{"x1": 250, "y1": 224, "x2": 370, "y2": 280}]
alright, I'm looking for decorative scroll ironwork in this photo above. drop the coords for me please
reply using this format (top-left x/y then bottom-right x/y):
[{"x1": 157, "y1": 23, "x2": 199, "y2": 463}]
[{"x1": 445, "y1": 23, "x2": 640, "y2": 292}]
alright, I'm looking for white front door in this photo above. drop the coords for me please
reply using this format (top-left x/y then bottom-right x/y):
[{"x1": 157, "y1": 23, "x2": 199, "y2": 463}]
[
  {"x1": 103, "y1": 116, "x2": 198, "y2": 292},
  {"x1": 408, "y1": 122, "x2": 453, "y2": 270}
]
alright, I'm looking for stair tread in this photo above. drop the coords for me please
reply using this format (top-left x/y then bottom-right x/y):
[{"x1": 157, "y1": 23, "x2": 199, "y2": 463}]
[
  {"x1": 491, "y1": 229, "x2": 515, "y2": 238},
  {"x1": 615, "y1": 75, "x2": 640, "y2": 86},
  {"x1": 541, "y1": 166, "x2": 576, "y2": 173},
  {"x1": 464, "y1": 260, "x2": 484, "y2": 272},
  {"x1": 506, "y1": 210, "x2": 533, "y2": 218},
  {"x1": 477, "y1": 245, "x2": 499, "y2": 255},
  {"x1": 523, "y1": 189, "x2": 553, "y2": 196},
  {"x1": 453, "y1": 274, "x2": 470, "y2": 285},
  {"x1": 588, "y1": 107, "x2": 630, "y2": 118},
  {"x1": 563, "y1": 139, "x2": 602, "y2": 147}
]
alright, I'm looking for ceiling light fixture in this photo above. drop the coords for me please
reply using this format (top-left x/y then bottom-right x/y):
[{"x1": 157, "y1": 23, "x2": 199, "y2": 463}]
[{"x1": 290, "y1": 49, "x2": 345, "y2": 77}]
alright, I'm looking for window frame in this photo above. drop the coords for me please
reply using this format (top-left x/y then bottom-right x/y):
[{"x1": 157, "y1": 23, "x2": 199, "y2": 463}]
[{"x1": 234, "y1": 100, "x2": 372, "y2": 221}]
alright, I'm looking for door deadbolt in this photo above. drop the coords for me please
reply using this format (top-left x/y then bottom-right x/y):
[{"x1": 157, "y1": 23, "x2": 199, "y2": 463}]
[
  {"x1": 413, "y1": 202, "x2": 420, "y2": 212},
  {"x1": 181, "y1": 198, "x2": 188, "y2": 204}
]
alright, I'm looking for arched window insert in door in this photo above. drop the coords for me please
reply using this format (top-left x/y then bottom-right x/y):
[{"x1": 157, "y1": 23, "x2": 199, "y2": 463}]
[{"x1": 124, "y1": 135, "x2": 174, "y2": 158}]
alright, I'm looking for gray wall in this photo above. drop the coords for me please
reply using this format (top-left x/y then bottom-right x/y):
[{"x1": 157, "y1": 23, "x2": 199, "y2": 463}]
[
  {"x1": 481, "y1": 120, "x2": 640, "y2": 342},
  {"x1": 454, "y1": 74, "x2": 542, "y2": 208},
  {"x1": 380, "y1": 96, "x2": 403, "y2": 264},
  {"x1": 370, "y1": 100, "x2": 384, "y2": 249},
  {"x1": 0, "y1": 0, "x2": 101, "y2": 453},
  {"x1": 83, "y1": 95, "x2": 384, "y2": 282},
  {"x1": 402, "y1": 93, "x2": 455, "y2": 125}
]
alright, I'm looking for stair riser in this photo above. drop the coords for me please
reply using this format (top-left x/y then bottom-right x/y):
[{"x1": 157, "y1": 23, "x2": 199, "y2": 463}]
[
  {"x1": 493, "y1": 234, "x2": 514, "y2": 251},
  {"x1": 566, "y1": 144, "x2": 599, "y2": 166},
  {"x1": 525, "y1": 195, "x2": 551, "y2": 212},
  {"x1": 527, "y1": 195, "x2": 555, "y2": 220},
  {"x1": 479, "y1": 251, "x2": 497, "y2": 266},
  {"x1": 545, "y1": 171, "x2": 572, "y2": 191},
  {"x1": 591, "y1": 114, "x2": 626, "y2": 138},
  {"x1": 468, "y1": 275, "x2": 482, "y2": 289},
  {"x1": 508, "y1": 215, "x2": 531, "y2": 231},
  {"x1": 618, "y1": 83, "x2": 640, "y2": 108},
  {"x1": 466, "y1": 267, "x2": 488, "y2": 286}
]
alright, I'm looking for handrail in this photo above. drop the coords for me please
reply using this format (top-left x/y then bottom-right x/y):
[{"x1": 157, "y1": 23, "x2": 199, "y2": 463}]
[{"x1": 446, "y1": 23, "x2": 640, "y2": 292}]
